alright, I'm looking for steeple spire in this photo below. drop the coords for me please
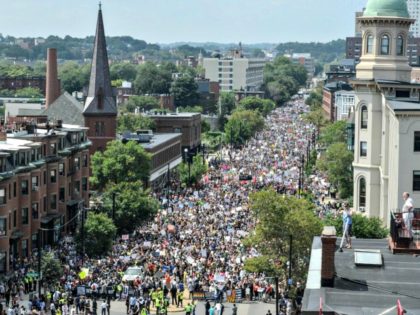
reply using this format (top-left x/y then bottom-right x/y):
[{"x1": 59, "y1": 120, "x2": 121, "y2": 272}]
[{"x1": 83, "y1": 5, "x2": 116, "y2": 116}]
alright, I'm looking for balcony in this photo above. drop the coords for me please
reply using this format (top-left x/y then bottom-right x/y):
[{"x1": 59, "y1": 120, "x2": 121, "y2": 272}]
[{"x1": 389, "y1": 210, "x2": 420, "y2": 254}]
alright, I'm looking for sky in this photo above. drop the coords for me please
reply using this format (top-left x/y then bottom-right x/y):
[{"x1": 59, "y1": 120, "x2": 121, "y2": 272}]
[{"x1": 0, "y1": 0, "x2": 367, "y2": 44}]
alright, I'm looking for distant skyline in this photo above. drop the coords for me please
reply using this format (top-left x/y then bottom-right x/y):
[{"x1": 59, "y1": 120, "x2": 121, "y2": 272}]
[{"x1": 0, "y1": 0, "x2": 367, "y2": 44}]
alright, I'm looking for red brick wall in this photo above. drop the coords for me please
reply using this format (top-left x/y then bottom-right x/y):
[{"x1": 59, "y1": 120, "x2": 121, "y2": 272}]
[{"x1": 84, "y1": 116, "x2": 117, "y2": 156}]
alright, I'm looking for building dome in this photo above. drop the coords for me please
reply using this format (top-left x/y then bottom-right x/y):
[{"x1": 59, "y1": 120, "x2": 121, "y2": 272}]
[{"x1": 363, "y1": 0, "x2": 410, "y2": 18}]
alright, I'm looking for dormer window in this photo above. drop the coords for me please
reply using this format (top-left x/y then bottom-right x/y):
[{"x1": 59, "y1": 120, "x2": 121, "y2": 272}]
[
  {"x1": 381, "y1": 35, "x2": 390, "y2": 55},
  {"x1": 397, "y1": 35, "x2": 404, "y2": 56}
]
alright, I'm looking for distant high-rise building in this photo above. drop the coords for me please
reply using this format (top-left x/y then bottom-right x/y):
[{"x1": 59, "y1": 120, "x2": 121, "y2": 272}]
[{"x1": 407, "y1": 0, "x2": 420, "y2": 36}]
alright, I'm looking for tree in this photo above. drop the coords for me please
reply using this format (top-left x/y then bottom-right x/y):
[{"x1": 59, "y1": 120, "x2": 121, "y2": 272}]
[
  {"x1": 90, "y1": 140, "x2": 151, "y2": 190},
  {"x1": 110, "y1": 62, "x2": 137, "y2": 82},
  {"x1": 59, "y1": 61, "x2": 90, "y2": 93},
  {"x1": 134, "y1": 62, "x2": 174, "y2": 95},
  {"x1": 245, "y1": 189, "x2": 323, "y2": 278},
  {"x1": 317, "y1": 142, "x2": 353, "y2": 198},
  {"x1": 224, "y1": 110, "x2": 264, "y2": 145},
  {"x1": 178, "y1": 154, "x2": 207, "y2": 186},
  {"x1": 177, "y1": 105, "x2": 203, "y2": 113},
  {"x1": 124, "y1": 95, "x2": 160, "y2": 113},
  {"x1": 319, "y1": 120, "x2": 347, "y2": 147},
  {"x1": 117, "y1": 114, "x2": 155, "y2": 133},
  {"x1": 78, "y1": 213, "x2": 116, "y2": 257},
  {"x1": 305, "y1": 90, "x2": 323, "y2": 109},
  {"x1": 14, "y1": 87, "x2": 43, "y2": 98},
  {"x1": 303, "y1": 108, "x2": 328, "y2": 135},
  {"x1": 102, "y1": 181, "x2": 159, "y2": 233},
  {"x1": 41, "y1": 252, "x2": 63, "y2": 284},
  {"x1": 237, "y1": 97, "x2": 275, "y2": 117},
  {"x1": 170, "y1": 75, "x2": 199, "y2": 107},
  {"x1": 323, "y1": 213, "x2": 388, "y2": 239},
  {"x1": 220, "y1": 92, "x2": 236, "y2": 115}
]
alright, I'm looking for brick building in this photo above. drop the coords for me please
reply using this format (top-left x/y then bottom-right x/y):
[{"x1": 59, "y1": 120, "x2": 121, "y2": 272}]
[
  {"x1": 0, "y1": 76, "x2": 46, "y2": 95},
  {"x1": 0, "y1": 121, "x2": 90, "y2": 273},
  {"x1": 322, "y1": 82, "x2": 353, "y2": 122}
]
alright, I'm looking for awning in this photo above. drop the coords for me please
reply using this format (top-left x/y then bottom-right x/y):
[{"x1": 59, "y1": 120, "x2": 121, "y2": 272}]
[
  {"x1": 41, "y1": 213, "x2": 62, "y2": 224},
  {"x1": 10, "y1": 230, "x2": 24, "y2": 239}
]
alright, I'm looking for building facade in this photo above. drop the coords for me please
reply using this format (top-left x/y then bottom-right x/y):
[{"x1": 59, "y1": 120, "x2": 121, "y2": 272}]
[
  {"x1": 407, "y1": 0, "x2": 420, "y2": 37},
  {"x1": 352, "y1": 0, "x2": 420, "y2": 224},
  {"x1": 0, "y1": 121, "x2": 90, "y2": 273},
  {"x1": 335, "y1": 90, "x2": 356, "y2": 121},
  {"x1": 202, "y1": 57, "x2": 265, "y2": 92}
]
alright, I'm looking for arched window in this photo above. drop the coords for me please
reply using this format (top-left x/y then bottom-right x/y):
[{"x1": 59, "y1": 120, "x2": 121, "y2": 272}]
[
  {"x1": 381, "y1": 35, "x2": 390, "y2": 55},
  {"x1": 366, "y1": 35, "x2": 374, "y2": 54},
  {"x1": 361, "y1": 106, "x2": 368, "y2": 129},
  {"x1": 397, "y1": 35, "x2": 404, "y2": 56},
  {"x1": 359, "y1": 177, "x2": 366, "y2": 209}
]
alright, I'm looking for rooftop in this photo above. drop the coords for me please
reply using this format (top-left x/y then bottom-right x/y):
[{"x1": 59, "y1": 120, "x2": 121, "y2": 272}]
[
  {"x1": 302, "y1": 237, "x2": 420, "y2": 314},
  {"x1": 363, "y1": 0, "x2": 410, "y2": 19},
  {"x1": 119, "y1": 132, "x2": 182, "y2": 151}
]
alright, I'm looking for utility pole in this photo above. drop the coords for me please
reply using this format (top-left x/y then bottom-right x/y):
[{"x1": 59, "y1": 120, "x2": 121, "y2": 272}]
[
  {"x1": 275, "y1": 276, "x2": 279, "y2": 315},
  {"x1": 37, "y1": 229, "x2": 42, "y2": 297},
  {"x1": 288, "y1": 234, "x2": 293, "y2": 291},
  {"x1": 81, "y1": 207, "x2": 85, "y2": 265}
]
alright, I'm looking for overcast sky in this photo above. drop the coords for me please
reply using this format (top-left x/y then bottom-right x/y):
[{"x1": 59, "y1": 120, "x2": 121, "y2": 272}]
[{"x1": 0, "y1": 0, "x2": 367, "y2": 43}]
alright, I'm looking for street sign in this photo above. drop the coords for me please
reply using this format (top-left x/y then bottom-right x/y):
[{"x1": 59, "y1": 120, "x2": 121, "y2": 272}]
[{"x1": 288, "y1": 279, "x2": 293, "y2": 285}]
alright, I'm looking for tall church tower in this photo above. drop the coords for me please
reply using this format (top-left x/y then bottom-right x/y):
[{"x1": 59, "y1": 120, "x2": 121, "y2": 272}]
[
  {"x1": 352, "y1": 0, "x2": 418, "y2": 221},
  {"x1": 83, "y1": 4, "x2": 117, "y2": 155}
]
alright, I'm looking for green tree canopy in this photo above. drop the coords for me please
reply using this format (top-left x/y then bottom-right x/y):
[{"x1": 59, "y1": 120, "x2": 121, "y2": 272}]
[
  {"x1": 224, "y1": 110, "x2": 264, "y2": 145},
  {"x1": 134, "y1": 62, "x2": 175, "y2": 95},
  {"x1": 237, "y1": 96, "x2": 275, "y2": 117},
  {"x1": 170, "y1": 75, "x2": 199, "y2": 107},
  {"x1": 78, "y1": 212, "x2": 116, "y2": 257},
  {"x1": 110, "y1": 62, "x2": 137, "y2": 82},
  {"x1": 102, "y1": 181, "x2": 159, "y2": 233},
  {"x1": 123, "y1": 95, "x2": 160, "y2": 113},
  {"x1": 303, "y1": 108, "x2": 328, "y2": 134},
  {"x1": 177, "y1": 105, "x2": 203, "y2": 113},
  {"x1": 317, "y1": 142, "x2": 353, "y2": 199},
  {"x1": 178, "y1": 154, "x2": 207, "y2": 186},
  {"x1": 58, "y1": 61, "x2": 90, "y2": 93},
  {"x1": 245, "y1": 189, "x2": 323, "y2": 278},
  {"x1": 14, "y1": 87, "x2": 43, "y2": 98},
  {"x1": 117, "y1": 114, "x2": 155, "y2": 133},
  {"x1": 319, "y1": 120, "x2": 347, "y2": 147},
  {"x1": 91, "y1": 140, "x2": 151, "y2": 190},
  {"x1": 41, "y1": 252, "x2": 63, "y2": 284}
]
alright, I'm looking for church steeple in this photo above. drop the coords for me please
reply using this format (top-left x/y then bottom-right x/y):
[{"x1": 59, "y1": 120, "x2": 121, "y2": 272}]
[{"x1": 83, "y1": 4, "x2": 116, "y2": 116}]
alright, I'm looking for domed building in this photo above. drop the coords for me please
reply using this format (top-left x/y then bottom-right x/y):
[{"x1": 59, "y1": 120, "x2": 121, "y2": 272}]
[{"x1": 352, "y1": 0, "x2": 420, "y2": 227}]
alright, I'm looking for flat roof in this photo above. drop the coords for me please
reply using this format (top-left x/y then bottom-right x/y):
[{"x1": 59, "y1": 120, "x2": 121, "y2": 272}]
[
  {"x1": 302, "y1": 238, "x2": 420, "y2": 314},
  {"x1": 388, "y1": 99, "x2": 420, "y2": 112},
  {"x1": 121, "y1": 133, "x2": 181, "y2": 150},
  {"x1": 146, "y1": 112, "x2": 200, "y2": 118}
]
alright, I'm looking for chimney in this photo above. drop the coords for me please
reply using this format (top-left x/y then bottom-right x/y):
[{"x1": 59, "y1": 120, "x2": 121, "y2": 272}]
[
  {"x1": 46, "y1": 48, "x2": 60, "y2": 108},
  {"x1": 321, "y1": 226, "x2": 337, "y2": 287}
]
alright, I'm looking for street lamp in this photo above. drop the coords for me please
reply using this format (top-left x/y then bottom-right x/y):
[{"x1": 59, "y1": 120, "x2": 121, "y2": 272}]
[
  {"x1": 201, "y1": 144, "x2": 206, "y2": 165},
  {"x1": 184, "y1": 148, "x2": 192, "y2": 186}
]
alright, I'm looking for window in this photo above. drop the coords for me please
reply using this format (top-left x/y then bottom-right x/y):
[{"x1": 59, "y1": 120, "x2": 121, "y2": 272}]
[
  {"x1": 32, "y1": 203, "x2": 38, "y2": 219},
  {"x1": 82, "y1": 178, "x2": 88, "y2": 192},
  {"x1": 74, "y1": 157, "x2": 80, "y2": 171},
  {"x1": 21, "y1": 180, "x2": 28, "y2": 195},
  {"x1": 83, "y1": 155, "x2": 88, "y2": 168},
  {"x1": 0, "y1": 218, "x2": 6, "y2": 236},
  {"x1": 360, "y1": 141, "x2": 367, "y2": 157},
  {"x1": 361, "y1": 106, "x2": 368, "y2": 129},
  {"x1": 43, "y1": 196, "x2": 47, "y2": 212},
  {"x1": 50, "y1": 170, "x2": 56, "y2": 183},
  {"x1": 413, "y1": 171, "x2": 420, "y2": 191},
  {"x1": 31, "y1": 176, "x2": 38, "y2": 191},
  {"x1": 21, "y1": 208, "x2": 28, "y2": 225},
  {"x1": 415, "y1": 131, "x2": 420, "y2": 152},
  {"x1": 95, "y1": 122, "x2": 105, "y2": 136},
  {"x1": 359, "y1": 177, "x2": 366, "y2": 209},
  {"x1": 381, "y1": 35, "x2": 390, "y2": 55},
  {"x1": 397, "y1": 35, "x2": 404, "y2": 56},
  {"x1": 59, "y1": 188, "x2": 65, "y2": 202},
  {"x1": 43, "y1": 171, "x2": 46, "y2": 185},
  {"x1": 0, "y1": 251, "x2": 6, "y2": 272},
  {"x1": 366, "y1": 35, "x2": 374, "y2": 54},
  {"x1": 50, "y1": 143, "x2": 57, "y2": 155},
  {"x1": 50, "y1": 194, "x2": 57, "y2": 210},
  {"x1": 31, "y1": 149, "x2": 36, "y2": 161},
  {"x1": 13, "y1": 210, "x2": 16, "y2": 227},
  {"x1": 75, "y1": 181, "x2": 80, "y2": 195},
  {"x1": 21, "y1": 240, "x2": 28, "y2": 258},
  {"x1": 13, "y1": 182, "x2": 16, "y2": 197},
  {"x1": 0, "y1": 188, "x2": 5, "y2": 205},
  {"x1": 396, "y1": 90, "x2": 410, "y2": 98},
  {"x1": 59, "y1": 163, "x2": 65, "y2": 176}
]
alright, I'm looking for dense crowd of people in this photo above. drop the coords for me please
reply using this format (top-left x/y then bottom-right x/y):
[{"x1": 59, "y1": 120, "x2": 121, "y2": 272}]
[{"x1": 0, "y1": 100, "x2": 332, "y2": 315}]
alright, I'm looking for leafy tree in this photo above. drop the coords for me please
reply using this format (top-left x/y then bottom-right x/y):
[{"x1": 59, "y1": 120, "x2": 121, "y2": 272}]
[
  {"x1": 244, "y1": 255, "x2": 285, "y2": 277},
  {"x1": 78, "y1": 213, "x2": 116, "y2": 257},
  {"x1": 110, "y1": 62, "x2": 137, "y2": 82},
  {"x1": 177, "y1": 105, "x2": 203, "y2": 113},
  {"x1": 14, "y1": 87, "x2": 43, "y2": 98},
  {"x1": 317, "y1": 142, "x2": 353, "y2": 198},
  {"x1": 323, "y1": 213, "x2": 388, "y2": 239},
  {"x1": 170, "y1": 75, "x2": 199, "y2": 107},
  {"x1": 178, "y1": 154, "x2": 207, "y2": 186},
  {"x1": 224, "y1": 110, "x2": 264, "y2": 145},
  {"x1": 218, "y1": 92, "x2": 236, "y2": 128},
  {"x1": 303, "y1": 108, "x2": 328, "y2": 135},
  {"x1": 134, "y1": 62, "x2": 174, "y2": 94},
  {"x1": 41, "y1": 252, "x2": 63, "y2": 284},
  {"x1": 319, "y1": 120, "x2": 347, "y2": 147},
  {"x1": 91, "y1": 140, "x2": 151, "y2": 190},
  {"x1": 305, "y1": 90, "x2": 323, "y2": 109},
  {"x1": 58, "y1": 61, "x2": 90, "y2": 93},
  {"x1": 124, "y1": 95, "x2": 160, "y2": 113},
  {"x1": 117, "y1": 113, "x2": 155, "y2": 133},
  {"x1": 245, "y1": 189, "x2": 323, "y2": 278},
  {"x1": 102, "y1": 181, "x2": 159, "y2": 233},
  {"x1": 238, "y1": 97, "x2": 275, "y2": 117}
]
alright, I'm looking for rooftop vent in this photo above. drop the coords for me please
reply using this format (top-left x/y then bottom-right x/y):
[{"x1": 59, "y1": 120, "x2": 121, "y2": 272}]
[{"x1": 354, "y1": 249, "x2": 383, "y2": 267}]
